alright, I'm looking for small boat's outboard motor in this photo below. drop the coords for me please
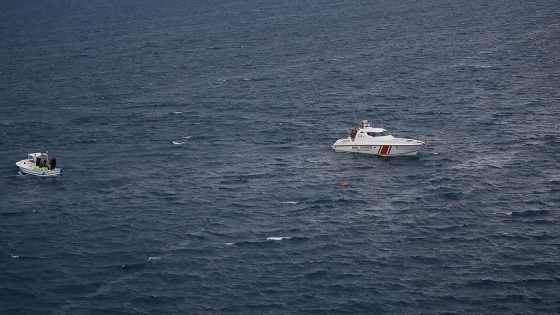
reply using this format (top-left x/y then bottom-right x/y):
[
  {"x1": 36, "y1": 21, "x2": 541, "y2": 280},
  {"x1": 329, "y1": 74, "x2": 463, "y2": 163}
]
[{"x1": 49, "y1": 157, "x2": 56, "y2": 170}]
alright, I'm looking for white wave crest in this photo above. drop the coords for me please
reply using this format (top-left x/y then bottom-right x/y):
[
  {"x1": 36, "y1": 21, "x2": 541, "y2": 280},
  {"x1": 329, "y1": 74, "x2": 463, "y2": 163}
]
[{"x1": 266, "y1": 236, "x2": 292, "y2": 241}]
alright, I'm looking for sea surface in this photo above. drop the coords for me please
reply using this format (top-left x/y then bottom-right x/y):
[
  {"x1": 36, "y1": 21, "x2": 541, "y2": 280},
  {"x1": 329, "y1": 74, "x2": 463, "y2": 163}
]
[{"x1": 1, "y1": 0, "x2": 560, "y2": 313}]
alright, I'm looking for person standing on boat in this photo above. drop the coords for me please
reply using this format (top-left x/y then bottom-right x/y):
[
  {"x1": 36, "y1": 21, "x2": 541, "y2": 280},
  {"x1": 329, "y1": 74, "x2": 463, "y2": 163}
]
[{"x1": 350, "y1": 129, "x2": 357, "y2": 141}]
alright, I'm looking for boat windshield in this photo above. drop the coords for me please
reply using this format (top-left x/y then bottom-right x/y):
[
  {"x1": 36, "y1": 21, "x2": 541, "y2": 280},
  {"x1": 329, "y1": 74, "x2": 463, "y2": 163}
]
[{"x1": 367, "y1": 131, "x2": 391, "y2": 137}]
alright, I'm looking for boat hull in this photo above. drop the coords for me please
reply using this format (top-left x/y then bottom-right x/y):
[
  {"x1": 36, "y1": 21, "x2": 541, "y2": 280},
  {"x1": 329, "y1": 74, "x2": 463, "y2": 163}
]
[
  {"x1": 18, "y1": 167, "x2": 62, "y2": 177},
  {"x1": 332, "y1": 139, "x2": 425, "y2": 157}
]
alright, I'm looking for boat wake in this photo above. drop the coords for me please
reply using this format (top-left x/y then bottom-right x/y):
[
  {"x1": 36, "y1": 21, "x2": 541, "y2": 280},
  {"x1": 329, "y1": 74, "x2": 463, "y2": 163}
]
[{"x1": 224, "y1": 236, "x2": 294, "y2": 246}]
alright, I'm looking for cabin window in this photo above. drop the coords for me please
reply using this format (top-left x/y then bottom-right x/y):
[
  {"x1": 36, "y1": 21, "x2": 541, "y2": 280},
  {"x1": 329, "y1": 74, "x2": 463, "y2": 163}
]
[{"x1": 367, "y1": 131, "x2": 391, "y2": 137}]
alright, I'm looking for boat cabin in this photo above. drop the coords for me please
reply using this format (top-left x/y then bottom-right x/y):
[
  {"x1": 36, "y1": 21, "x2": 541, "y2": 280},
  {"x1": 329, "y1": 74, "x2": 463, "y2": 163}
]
[
  {"x1": 351, "y1": 120, "x2": 393, "y2": 140},
  {"x1": 28, "y1": 152, "x2": 57, "y2": 170}
]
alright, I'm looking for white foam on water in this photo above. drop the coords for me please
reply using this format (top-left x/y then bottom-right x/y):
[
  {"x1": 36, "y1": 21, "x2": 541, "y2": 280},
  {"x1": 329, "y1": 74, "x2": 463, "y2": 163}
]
[
  {"x1": 266, "y1": 236, "x2": 292, "y2": 241},
  {"x1": 172, "y1": 141, "x2": 184, "y2": 145},
  {"x1": 148, "y1": 256, "x2": 161, "y2": 260},
  {"x1": 281, "y1": 201, "x2": 298, "y2": 204}
]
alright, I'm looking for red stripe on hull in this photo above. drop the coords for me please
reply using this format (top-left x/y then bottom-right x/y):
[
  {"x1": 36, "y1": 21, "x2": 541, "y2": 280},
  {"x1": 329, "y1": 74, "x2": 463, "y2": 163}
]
[{"x1": 379, "y1": 145, "x2": 391, "y2": 155}]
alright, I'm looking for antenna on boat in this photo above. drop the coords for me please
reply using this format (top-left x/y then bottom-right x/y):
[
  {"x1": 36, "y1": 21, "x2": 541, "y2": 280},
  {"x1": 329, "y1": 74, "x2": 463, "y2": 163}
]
[{"x1": 349, "y1": 99, "x2": 358, "y2": 124}]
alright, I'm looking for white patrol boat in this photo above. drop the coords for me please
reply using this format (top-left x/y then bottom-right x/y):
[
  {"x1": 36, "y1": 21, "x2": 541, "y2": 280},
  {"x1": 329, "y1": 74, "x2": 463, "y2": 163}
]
[
  {"x1": 332, "y1": 120, "x2": 425, "y2": 157},
  {"x1": 16, "y1": 152, "x2": 61, "y2": 177}
]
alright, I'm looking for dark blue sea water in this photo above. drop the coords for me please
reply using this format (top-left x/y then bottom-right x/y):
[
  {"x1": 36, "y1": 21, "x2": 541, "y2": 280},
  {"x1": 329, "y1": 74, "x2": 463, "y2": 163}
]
[{"x1": 1, "y1": 0, "x2": 560, "y2": 313}]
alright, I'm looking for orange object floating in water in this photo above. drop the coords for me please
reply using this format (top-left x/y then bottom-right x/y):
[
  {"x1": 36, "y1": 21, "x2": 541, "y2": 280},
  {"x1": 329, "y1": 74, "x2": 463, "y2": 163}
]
[{"x1": 341, "y1": 182, "x2": 349, "y2": 187}]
